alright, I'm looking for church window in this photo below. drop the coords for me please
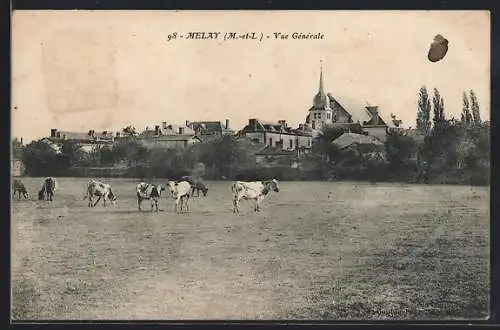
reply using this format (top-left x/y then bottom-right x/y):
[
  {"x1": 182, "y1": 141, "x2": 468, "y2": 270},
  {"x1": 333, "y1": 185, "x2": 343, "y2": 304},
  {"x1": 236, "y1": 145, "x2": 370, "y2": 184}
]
[
  {"x1": 318, "y1": 113, "x2": 322, "y2": 119},
  {"x1": 326, "y1": 113, "x2": 331, "y2": 119}
]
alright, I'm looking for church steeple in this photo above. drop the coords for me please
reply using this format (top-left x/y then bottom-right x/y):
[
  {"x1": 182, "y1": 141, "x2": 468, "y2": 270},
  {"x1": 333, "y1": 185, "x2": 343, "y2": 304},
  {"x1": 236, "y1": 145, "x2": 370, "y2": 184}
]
[
  {"x1": 319, "y1": 60, "x2": 325, "y2": 95},
  {"x1": 313, "y1": 60, "x2": 329, "y2": 109}
]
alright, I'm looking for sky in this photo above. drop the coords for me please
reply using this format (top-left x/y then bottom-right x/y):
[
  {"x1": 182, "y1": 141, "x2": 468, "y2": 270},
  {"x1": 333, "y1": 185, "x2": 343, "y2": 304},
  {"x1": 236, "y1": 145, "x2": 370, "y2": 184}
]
[{"x1": 12, "y1": 10, "x2": 490, "y2": 143}]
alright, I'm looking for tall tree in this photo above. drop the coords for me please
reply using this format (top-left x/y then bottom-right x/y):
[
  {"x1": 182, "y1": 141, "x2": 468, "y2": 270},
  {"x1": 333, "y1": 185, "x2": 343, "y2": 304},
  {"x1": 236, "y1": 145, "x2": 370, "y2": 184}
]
[
  {"x1": 461, "y1": 91, "x2": 472, "y2": 125},
  {"x1": 21, "y1": 140, "x2": 62, "y2": 176},
  {"x1": 432, "y1": 88, "x2": 446, "y2": 134},
  {"x1": 417, "y1": 86, "x2": 432, "y2": 135},
  {"x1": 470, "y1": 89, "x2": 481, "y2": 125},
  {"x1": 59, "y1": 140, "x2": 85, "y2": 168}
]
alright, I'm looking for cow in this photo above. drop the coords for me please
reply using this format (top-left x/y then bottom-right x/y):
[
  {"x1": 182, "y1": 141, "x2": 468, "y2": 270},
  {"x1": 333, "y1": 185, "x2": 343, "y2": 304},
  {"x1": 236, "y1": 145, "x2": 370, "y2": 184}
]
[
  {"x1": 136, "y1": 182, "x2": 166, "y2": 212},
  {"x1": 181, "y1": 176, "x2": 208, "y2": 197},
  {"x1": 167, "y1": 180, "x2": 192, "y2": 213},
  {"x1": 232, "y1": 179, "x2": 280, "y2": 213},
  {"x1": 83, "y1": 180, "x2": 117, "y2": 207},
  {"x1": 192, "y1": 180, "x2": 208, "y2": 197},
  {"x1": 38, "y1": 177, "x2": 57, "y2": 201},
  {"x1": 12, "y1": 179, "x2": 29, "y2": 199}
]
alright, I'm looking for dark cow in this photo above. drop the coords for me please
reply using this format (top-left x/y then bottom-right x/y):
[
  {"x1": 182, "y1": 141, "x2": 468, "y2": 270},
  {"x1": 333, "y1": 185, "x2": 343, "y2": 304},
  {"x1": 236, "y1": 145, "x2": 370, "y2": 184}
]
[
  {"x1": 12, "y1": 179, "x2": 29, "y2": 199},
  {"x1": 180, "y1": 176, "x2": 208, "y2": 197},
  {"x1": 38, "y1": 177, "x2": 57, "y2": 201}
]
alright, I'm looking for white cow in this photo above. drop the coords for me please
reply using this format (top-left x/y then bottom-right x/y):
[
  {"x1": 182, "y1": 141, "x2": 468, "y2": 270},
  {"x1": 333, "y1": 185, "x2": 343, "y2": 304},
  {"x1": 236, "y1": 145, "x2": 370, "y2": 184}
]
[
  {"x1": 232, "y1": 179, "x2": 280, "y2": 213},
  {"x1": 136, "y1": 182, "x2": 165, "y2": 212},
  {"x1": 167, "y1": 180, "x2": 192, "y2": 213},
  {"x1": 83, "y1": 180, "x2": 117, "y2": 207}
]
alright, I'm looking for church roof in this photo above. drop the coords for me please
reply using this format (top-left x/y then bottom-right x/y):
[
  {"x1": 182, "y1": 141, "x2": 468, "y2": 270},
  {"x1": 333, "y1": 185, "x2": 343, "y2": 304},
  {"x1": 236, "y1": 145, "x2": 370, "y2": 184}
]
[
  {"x1": 188, "y1": 121, "x2": 233, "y2": 133},
  {"x1": 328, "y1": 94, "x2": 397, "y2": 128},
  {"x1": 306, "y1": 62, "x2": 399, "y2": 128}
]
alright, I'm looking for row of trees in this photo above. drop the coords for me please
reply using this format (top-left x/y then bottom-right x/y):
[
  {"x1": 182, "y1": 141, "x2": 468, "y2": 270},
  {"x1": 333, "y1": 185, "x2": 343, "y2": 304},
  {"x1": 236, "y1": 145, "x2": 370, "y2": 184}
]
[
  {"x1": 416, "y1": 87, "x2": 482, "y2": 135},
  {"x1": 309, "y1": 86, "x2": 489, "y2": 185}
]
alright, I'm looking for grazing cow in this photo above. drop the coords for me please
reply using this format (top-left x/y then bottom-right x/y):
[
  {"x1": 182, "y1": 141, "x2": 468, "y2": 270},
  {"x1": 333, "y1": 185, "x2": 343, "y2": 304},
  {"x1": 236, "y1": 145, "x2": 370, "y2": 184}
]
[
  {"x1": 232, "y1": 179, "x2": 280, "y2": 213},
  {"x1": 181, "y1": 176, "x2": 208, "y2": 197},
  {"x1": 136, "y1": 182, "x2": 166, "y2": 212},
  {"x1": 38, "y1": 177, "x2": 57, "y2": 201},
  {"x1": 12, "y1": 179, "x2": 29, "y2": 199},
  {"x1": 83, "y1": 180, "x2": 117, "y2": 207},
  {"x1": 167, "y1": 180, "x2": 192, "y2": 213},
  {"x1": 192, "y1": 180, "x2": 208, "y2": 197}
]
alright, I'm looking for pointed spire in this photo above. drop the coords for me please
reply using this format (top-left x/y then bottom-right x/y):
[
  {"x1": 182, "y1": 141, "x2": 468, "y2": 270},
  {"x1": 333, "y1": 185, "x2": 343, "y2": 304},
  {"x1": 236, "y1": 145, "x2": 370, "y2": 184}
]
[{"x1": 319, "y1": 60, "x2": 324, "y2": 94}]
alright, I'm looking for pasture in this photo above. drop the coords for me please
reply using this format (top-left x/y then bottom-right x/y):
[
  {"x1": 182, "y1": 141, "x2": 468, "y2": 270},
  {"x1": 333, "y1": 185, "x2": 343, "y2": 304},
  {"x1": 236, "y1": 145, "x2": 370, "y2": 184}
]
[{"x1": 11, "y1": 178, "x2": 490, "y2": 320}]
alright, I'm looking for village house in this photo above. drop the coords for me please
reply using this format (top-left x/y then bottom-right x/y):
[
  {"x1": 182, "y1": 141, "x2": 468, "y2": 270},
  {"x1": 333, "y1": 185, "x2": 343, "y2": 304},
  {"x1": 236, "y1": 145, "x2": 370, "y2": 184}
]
[
  {"x1": 238, "y1": 118, "x2": 313, "y2": 153},
  {"x1": 255, "y1": 146, "x2": 299, "y2": 168},
  {"x1": 305, "y1": 63, "x2": 403, "y2": 142},
  {"x1": 331, "y1": 132, "x2": 386, "y2": 158},
  {"x1": 45, "y1": 128, "x2": 115, "y2": 152},
  {"x1": 186, "y1": 119, "x2": 234, "y2": 141},
  {"x1": 137, "y1": 122, "x2": 201, "y2": 150}
]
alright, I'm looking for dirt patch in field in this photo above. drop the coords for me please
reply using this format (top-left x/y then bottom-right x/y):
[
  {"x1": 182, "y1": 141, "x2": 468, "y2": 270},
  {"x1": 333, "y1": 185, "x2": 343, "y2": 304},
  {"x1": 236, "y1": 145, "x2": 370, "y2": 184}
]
[{"x1": 11, "y1": 179, "x2": 490, "y2": 320}]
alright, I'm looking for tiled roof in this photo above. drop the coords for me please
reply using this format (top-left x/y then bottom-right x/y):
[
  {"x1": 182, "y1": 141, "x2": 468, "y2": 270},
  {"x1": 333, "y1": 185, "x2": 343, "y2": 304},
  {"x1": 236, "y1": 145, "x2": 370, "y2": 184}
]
[
  {"x1": 56, "y1": 131, "x2": 92, "y2": 140},
  {"x1": 242, "y1": 119, "x2": 312, "y2": 136},
  {"x1": 161, "y1": 124, "x2": 195, "y2": 136},
  {"x1": 51, "y1": 130, "x2": 115, "y2": 141},
  {"x1": 189, "y1": 121, "x2": 225, "y2": 132},
  {"x1": 139, "y1": 135, "x2": 201, "y2": 141},
  {"x1": 139, "y1": 125, "x2": 196, "y2": 137},
  {"x1": 331, "y1": 132, "x2": 384, "y2": 149}
]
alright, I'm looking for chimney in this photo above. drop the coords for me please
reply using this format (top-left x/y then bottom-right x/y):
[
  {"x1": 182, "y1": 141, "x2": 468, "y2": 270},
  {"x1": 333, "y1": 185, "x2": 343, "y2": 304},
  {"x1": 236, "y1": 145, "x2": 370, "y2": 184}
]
[
  {"x1": 116, "y1": 132, "x2": 121, "y2": 137},
  {"x1": 50, "y1": 129, "x2": 57, "y2": 138},
  {"x1": 179, "y1": 127, "x2": 184, "y2": 134},
  {"x1": 249, "y1": 118, "x2": 257, "y2": 130},
  {"x1": 367, "y1": 106, "x2": 379, "y2": 125},
  {"x1": 299, "y1": 124, "x2": 304, "y2": 130},
  {"x1": 186, "y1": 120, "x2": 190, "y2": 127},
  {"x1": 225, "y1": 119, "x2": 230, "y2": 130},
  {"x1": 162, "y1": 122, "x2": 167, "y2": 129},
  {"x1": 103, "y1": 130, "x2": 107, "y2": 136},
  {"x1": 155, "y1": 125, "x2": 160, "y2": 135},
  {"x1": 278, "y1": 120, "x2": 287, "y2": 128},
  {"x1": 20, "y1": 137, "x2": 23, "y2": 145},
  {"x1": 57, "y1": 132, "x2": 61, "y2": 138},
  {"x1": 88, "y1": 130, "x2": 93, "y2": 136}
]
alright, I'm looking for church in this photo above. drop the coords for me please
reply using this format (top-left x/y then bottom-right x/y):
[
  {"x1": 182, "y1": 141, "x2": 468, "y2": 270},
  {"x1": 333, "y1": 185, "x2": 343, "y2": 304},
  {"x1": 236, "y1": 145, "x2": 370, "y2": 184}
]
[{"x1": 305, "y1": 62, "x2": 402, "y2": 141}]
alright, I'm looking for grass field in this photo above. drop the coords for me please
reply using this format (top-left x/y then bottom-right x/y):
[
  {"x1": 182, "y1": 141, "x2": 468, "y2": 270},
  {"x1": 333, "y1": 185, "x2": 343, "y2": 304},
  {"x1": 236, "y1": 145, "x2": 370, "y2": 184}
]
[{"x1": 11, "y1": 178, "x2": 490, "y2": 320}]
